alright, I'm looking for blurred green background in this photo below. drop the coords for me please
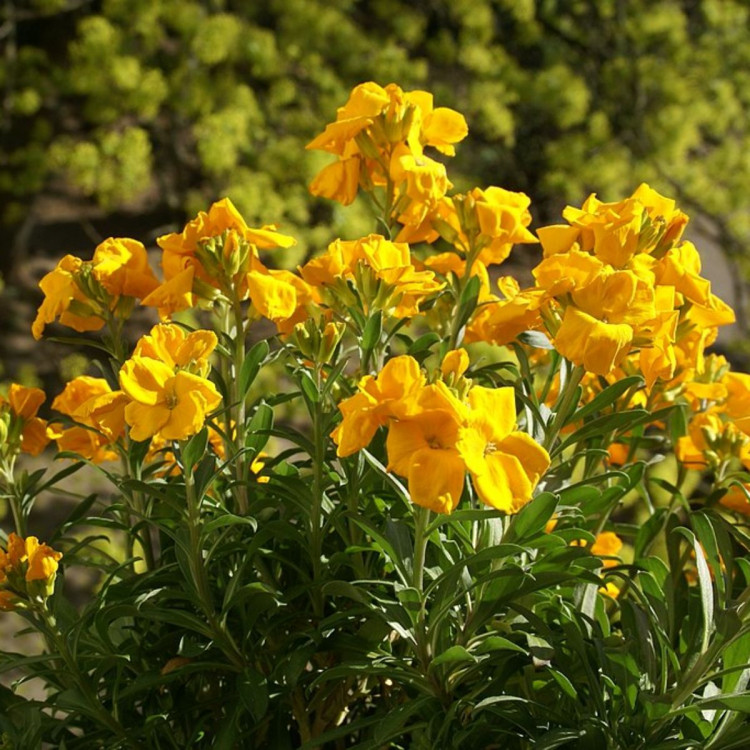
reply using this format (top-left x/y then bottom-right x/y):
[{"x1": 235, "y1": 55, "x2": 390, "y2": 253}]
[{"x1": 2, "y1": 0, "x2": 750, "y2": 389}]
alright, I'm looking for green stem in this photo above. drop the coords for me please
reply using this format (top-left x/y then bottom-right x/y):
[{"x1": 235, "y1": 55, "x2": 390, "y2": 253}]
[
  {"x1": 37, "y1": 605, "x2": 141, "y2": 748},
  {"x1": 232, "y1": 298, "x2": 249, "y2": 516},
  {"x1": 183, "y1": 448, "x2": 246, "y2": 669},
  {"x1": 310, "y1": 365, "x2": 326, "y2": 617},
  {"x1": 413, "y1": 506, "x2": 430, "y2": 593},
  {"x1": 543, "y1": 362, "x2": 585, "y2": 451}
]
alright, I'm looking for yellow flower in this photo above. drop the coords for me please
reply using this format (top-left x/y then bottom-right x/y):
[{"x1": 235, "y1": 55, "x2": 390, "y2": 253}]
[
  {"x1": 300, "y1": 234, "x2": 443, "y2": 318},
  {"x1": 307, "y1": 82, "x2": 467, "y2": 207},
  {"x1": 32, "y1": 255, "x2": 105, "y2": 340},
  {"x1": 148, "y1": 197, "x2": 296, "y2": 309},
  {"x1": 332, "y1": 355, "x2": 425, "y2": 457},
  {"x1": 457, "y1": 386, "x2": 550, "y2": 512},
  {"x1": 133, "y1": 324, "x2": 217, "y2": 375},
  {"x1": 0, "y1": 533, "x2": 63, "y2": 600},
  {"x1": 554, "y1": 307, "x2": 633, "y2": 376},
  {"x1": 590, "y1": 531, "x2": 623, "y2": 564},
  {"x1": 51, "y1": 376, "x2": 127, "y2": 462},
  {"x1": 441, "y1": 349, "x2": 470, "y2": 380},
  {"x1": 92, "y1": 237, "x2": 159, "y2": 299},
  {"x1": 465, "y1": 277, "x2": 546, "y2": 346},
  {"x1": 386, "y1": 382, "x2": 468, "y2": 513},
  {"x1": 0, "y1": 384, "x2": 51, "y2": 456},
  {"x1": 246, "y1": 269, "x2": 298, "y2": 322},
  {"x1": 309, "y1": 157, "x2": 361, "y2": 206},
  {"x1": 140, "y1": 266, "x2": 196, "y2": 319},
  {"x1": 24, "y1": 537, "x2": 63, "y2": 583},
  {"x1": 119, "y1": 357, "x2": 222, "y2": 442}
]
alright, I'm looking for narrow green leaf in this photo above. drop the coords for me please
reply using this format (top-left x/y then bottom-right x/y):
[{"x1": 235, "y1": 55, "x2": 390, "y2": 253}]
[
  {"x1": 239, "y1": 340, "x2": 270, "y2": 397},
  {"x1": 674, "y1": 527, "x2": 715, "y2": 652},
  {"x1": 361, "y1": 310, "x2": 383, "y2": 353},
  {"x1": 182, "y1": 427, "x2": 208, "y2": 474},
  {"x1": 505, "y1": 492, "x2": 558, "y2": 543},
  {"x1": 430, "y1": 645, "x2": 475, "y2": 668},
  {"x1": 569, "y1": 375, "x2": 644, "y2": 423}
]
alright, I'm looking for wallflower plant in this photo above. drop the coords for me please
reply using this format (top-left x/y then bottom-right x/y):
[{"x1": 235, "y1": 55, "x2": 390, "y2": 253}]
[{"x1": 1, "y1": 82, "x2": 750, "y2": 749}]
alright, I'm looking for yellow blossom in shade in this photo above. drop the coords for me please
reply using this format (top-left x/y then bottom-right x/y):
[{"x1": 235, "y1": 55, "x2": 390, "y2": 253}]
[
  {"x1": 119, "y1": 357, "x2": 222, "y2": 442},
  {"x1": 24, "y1": 537, "x2": 63, "y2": 583},
  {"x1": 719, "y1": 485, "x2": 750, "y2": 515},
  {"x1": 51, "y1": 376, "x2": 127, "y2": 462},
  {"x1": 590, "y1": 531, "x2": 623, "y2": 565},
  {"x1": 133, "y1": 324, "x2": 217, "y2": 375},
  {"x1": 332, "y1": 355, "x2": 426, "y2": 457},
  {"x1": 91, "y1": 237, "x2": 159, "y2": 299},
  {"x1": 0, "y1": 591, "x2": 16, "y2": 610},
  {"x1": 724, "y1": 372, "x2": 750, "y2": 436},
  {"x1": 32, "y1": 255, "x2": 105, "y2": 340},
  {"x1": 465, "y1": 277, "x2": 546, "y2": 346},
  {"x1": 1, "y1": 384, "x2": 51, "y2": 456},
  {"x1": 675, "y1": 411, "x2": 727, "y2": 469},
  {"x1": 457, "y1": 386, "x2": 550, "y2": 513}
]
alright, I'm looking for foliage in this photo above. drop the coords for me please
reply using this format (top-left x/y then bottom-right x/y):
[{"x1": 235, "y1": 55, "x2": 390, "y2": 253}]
[
  {"x1": 4, "y1": 0, "x2": 750, "y2": 319},
  {"x1": 0, "y1": 80, "x2": 749, "y2": 750}
]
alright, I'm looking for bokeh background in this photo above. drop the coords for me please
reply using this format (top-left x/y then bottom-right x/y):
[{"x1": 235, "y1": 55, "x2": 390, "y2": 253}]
[{"x1": 3, "y1": 0, "x2": 750, "y2": 393}]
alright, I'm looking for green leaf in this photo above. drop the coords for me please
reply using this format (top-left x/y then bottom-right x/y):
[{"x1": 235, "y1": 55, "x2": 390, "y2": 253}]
[
  {"x1": 245, "y1": 402, "x2": 274, "y2": 454},
  {"x1": 203, "y1": 513, "x2": 258, "y2": 535},
  {"x1": 568, "y1": 375, "x2": 644, "y2": 423},
  {"x1": 505, "y1": 492, "x2": 558, "y2": 543},
  {"x1": 407, "y1": 332, "x2": 440, "y2": 356},
  {"x1": 548, "y1": 668, "x2": 578, "y2": 700},
  {"x1": 182, "y1": 427, "x2": 208, "y2": 474},
  {"x1": 455, "y1": 274, "x2": 481, "y2": 331},
  {"x1": 473, "y1": 636, "x2": 528, "y2": 655},
  {"x1": 430, "y1": 645, "x2": 475, "y2": 668},
  {"x1": 361, "y1": 310, "x2": 383, "y2": 353},
  {"x1": 674, "y1": 527, "x2": 715, "y2": 652},
  {"x1": 239, "y1": 339, "x2": 270, "y2": 397},
  {"x1": 299, "y1": 370, "x2": 319, "y2": 404},
  {"x1": 238, "y1": 669, "x2": 268, "y2": 722}
]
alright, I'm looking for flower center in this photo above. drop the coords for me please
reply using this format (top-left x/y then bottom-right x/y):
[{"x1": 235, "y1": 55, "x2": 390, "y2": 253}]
[{"x1": 484, "y1": 441, "x2": 497, "y2": 457}]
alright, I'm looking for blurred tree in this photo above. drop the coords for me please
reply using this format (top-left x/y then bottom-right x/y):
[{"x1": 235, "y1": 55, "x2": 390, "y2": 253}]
[{"x1": 1, "y1": 0, "x2": 749, "y2": 324}]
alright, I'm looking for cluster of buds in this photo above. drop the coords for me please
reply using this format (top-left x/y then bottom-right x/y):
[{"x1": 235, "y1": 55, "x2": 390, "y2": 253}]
[
  {"x1": 292, "y1": 319, "x2": 345, "y2": 366},
  {"x1": 0, "y1": 533, "x2": 63, "y2": 610}
]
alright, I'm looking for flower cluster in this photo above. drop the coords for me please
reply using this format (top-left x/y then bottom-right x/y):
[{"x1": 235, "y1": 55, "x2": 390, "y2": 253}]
[
  {"x1": 142, "y1": 197, "x2": 308, "y2": 326},
  {"x1": 299, "y1": 233, "x2": 443, "y2": 319},
  {"x1": 32, "y1": 238, "x2": 158, "y2": 340},
  {"x1": 333, "y1": 353, "x2": 550, "y2": 514},
  {"x1": 0, "y1": 533, "x2": 62, "y2": 609},
  {"x1": 306, "y1": 81, "x2": 468, "y2": 231},
  {"x1": 474, "y1": 184, "x2": 734, "y2": 379}
]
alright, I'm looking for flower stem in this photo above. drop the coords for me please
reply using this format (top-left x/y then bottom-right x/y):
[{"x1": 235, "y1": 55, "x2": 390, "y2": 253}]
[
  {"x1": 182, "y1": 446, "x2": 246, "y2": 669},
  {"x1": 543, "y1": 362, "x2": 585, "y2": 451}
]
